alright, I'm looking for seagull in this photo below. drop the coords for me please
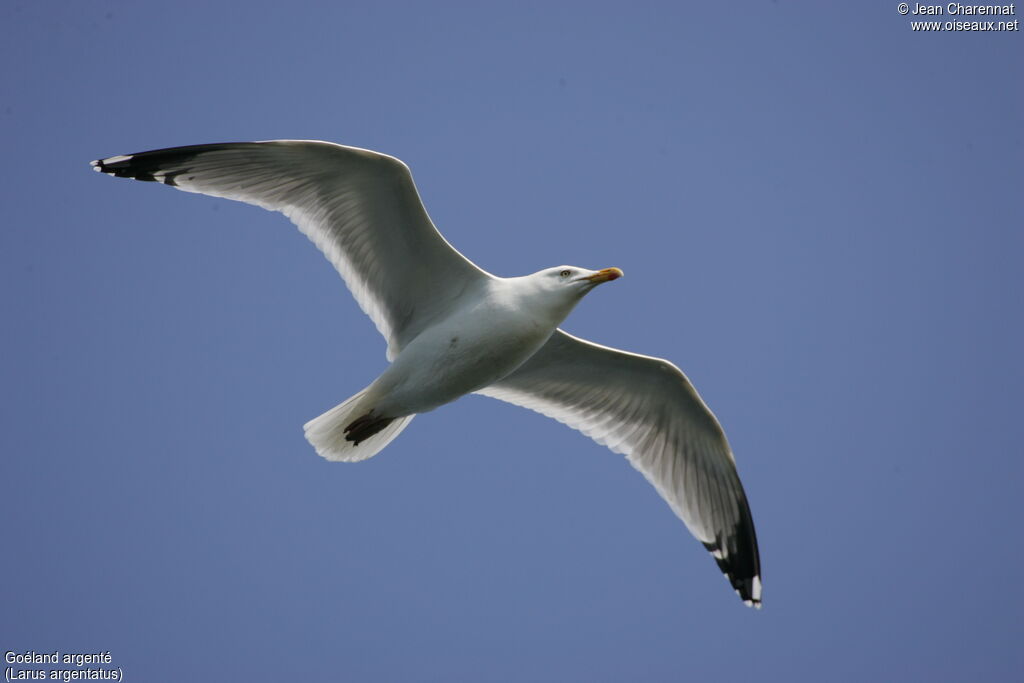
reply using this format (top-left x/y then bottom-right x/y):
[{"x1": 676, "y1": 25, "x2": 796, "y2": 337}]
[{"x1": 91, "y1": 140, "x2": 762, "y2": 607}]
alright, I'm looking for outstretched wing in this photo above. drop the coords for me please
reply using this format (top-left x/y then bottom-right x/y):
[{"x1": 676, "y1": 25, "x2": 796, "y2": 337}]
[
  {"x1": 92, "y1": 140, "x2": 490, "y2": 359},
  {"x1": 477, "y1": 330, "x2": 762, "y2": 607}
]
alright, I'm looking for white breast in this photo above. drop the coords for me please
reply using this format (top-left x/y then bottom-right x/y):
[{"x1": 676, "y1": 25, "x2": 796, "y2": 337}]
[{"x1": 367, "y1": 283, "x2": 562, "y2": 416}]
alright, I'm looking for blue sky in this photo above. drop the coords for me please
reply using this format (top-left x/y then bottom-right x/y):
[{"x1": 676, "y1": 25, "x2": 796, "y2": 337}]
[{"x1": 2, "y1": 2, "x2": 1022, "y2": 681}]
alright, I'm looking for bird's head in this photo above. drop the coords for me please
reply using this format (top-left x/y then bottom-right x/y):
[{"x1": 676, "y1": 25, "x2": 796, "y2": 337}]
[
  {"x1": 533, "y1": 265, "x2": 623, "y2": 294},
  {"x1": 519, "y1": 265, "x2": 624, "y2": 322}
]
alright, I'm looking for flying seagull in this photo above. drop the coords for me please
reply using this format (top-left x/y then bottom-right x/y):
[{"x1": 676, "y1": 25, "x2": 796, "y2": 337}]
[{"x1": 91, "y1": 140, "x2": 762, "y2": 607}]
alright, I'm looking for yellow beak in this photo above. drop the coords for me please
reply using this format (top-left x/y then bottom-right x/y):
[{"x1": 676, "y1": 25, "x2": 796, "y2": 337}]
[{"x1": 584, "y1": 267, "x2": 624, "y2": 284}]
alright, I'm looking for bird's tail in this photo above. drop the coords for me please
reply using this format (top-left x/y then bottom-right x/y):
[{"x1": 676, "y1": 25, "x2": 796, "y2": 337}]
[{"x1": 303, "y1": 388, "x2": 415, "y2": 462}]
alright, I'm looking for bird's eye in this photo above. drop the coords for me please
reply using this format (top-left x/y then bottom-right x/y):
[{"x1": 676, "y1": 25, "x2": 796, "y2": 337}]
[{"x1": 559, "y1": 269, "x2": 572, "y2": 278}]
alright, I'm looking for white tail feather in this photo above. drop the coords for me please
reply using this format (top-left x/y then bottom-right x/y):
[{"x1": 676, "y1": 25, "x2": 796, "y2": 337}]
[{"x1": 303, "y1": 389, "x2": 415, "y2": 462}]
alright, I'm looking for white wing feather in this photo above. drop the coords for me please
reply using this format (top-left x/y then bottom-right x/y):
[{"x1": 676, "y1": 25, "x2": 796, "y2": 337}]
[
  {"x1": 92, "y1": 140, "x2": 490, "y2": 360},
  {"x1": 477, "y1": 330, "x2": 762, "y2": 606}
]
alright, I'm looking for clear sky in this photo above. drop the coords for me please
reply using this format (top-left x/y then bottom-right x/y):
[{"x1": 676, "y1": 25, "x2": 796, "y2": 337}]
[{"x1": 2, "y1": 2, "x2": 1022, "y2": 681}]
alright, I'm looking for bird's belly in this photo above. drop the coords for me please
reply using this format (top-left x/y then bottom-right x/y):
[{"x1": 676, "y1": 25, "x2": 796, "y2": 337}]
[{"x1": 371, "y1": 313, "x2": 551, "y2": 416}]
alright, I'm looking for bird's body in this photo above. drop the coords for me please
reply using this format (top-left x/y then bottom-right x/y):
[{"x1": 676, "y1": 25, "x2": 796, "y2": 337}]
[
  {"x1": 371, "y1": 275, "x2": 568, "y2": 416},
  {"x1": 91, "y1": 140, "x2": 762, "y2": 607}
]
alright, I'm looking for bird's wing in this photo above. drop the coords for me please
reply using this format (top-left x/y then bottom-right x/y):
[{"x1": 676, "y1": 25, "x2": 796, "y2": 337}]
[
  {"x1": 92, "y1": 140, "x2": 490, "y2": 359},
  {"x1": 476, "y1": 330, "x2": 762, "y2": 607}
]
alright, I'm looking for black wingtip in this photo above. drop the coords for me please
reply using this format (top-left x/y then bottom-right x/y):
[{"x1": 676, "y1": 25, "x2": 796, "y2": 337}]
[
  {"x1": 704, "y1": 538, "x2": 763, "y2": 608},
  {"x1": 91, "y1": 153, "x2": 156, "y2": 180},
  {"x1": 703, "y1": 496, "x2": 762, "y2": 608},
  {"x1": 90, "y1": 143, "x2": 244, "y2": 185},
  {"x1": 739, "y1": 575, "x2": 763, "y2": 609}
]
